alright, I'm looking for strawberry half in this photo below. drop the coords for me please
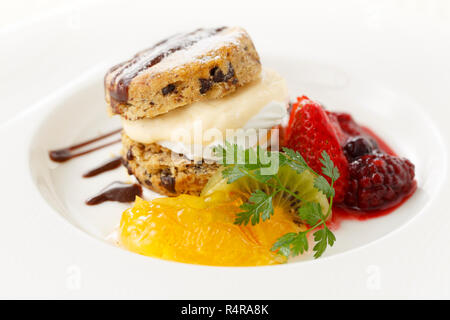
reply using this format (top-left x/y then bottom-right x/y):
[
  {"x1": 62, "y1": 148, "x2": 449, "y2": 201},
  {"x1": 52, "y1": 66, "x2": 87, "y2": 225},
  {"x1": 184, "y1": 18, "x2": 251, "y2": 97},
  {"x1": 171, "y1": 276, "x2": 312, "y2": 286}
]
[{"x1": 285, "y1": 96, "x2": 349, "y2": 203}]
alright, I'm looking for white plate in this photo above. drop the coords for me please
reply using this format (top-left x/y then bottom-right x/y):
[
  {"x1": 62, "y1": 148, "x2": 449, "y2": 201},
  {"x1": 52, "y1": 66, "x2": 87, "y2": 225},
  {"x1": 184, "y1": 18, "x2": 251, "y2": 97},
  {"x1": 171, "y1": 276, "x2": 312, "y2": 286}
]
[
  {"x1": 29, "y1": 59, "x2": 443, "y2": 259},
  {"x1": 1, "y1": 0, "x2": 450, "y2": 299}
]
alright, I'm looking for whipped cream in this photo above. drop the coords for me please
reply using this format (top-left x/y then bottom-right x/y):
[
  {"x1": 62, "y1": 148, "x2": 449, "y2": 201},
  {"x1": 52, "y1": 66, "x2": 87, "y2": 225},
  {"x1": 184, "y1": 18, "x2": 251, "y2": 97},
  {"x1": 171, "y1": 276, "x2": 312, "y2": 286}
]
[
  {"x1": 159, "y1": 101, "x2": 287, "y2": 160},
  {"x1": 122, "y1": 68, "x2": 288, "y2": 160}
]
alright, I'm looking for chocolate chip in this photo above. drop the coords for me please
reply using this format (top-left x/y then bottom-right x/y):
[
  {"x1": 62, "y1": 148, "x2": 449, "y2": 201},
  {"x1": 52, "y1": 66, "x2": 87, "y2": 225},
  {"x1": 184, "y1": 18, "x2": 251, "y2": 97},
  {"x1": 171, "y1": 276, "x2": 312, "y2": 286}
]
[
  {"x1": 161, "y1": 83, "x2": 176, "y2": 96},
  {"x1": 199, "y1": 78, "x2": 212, "y2": 94},
  {"x1": 209, "y1": 67, "x2": 218, "y2": 76},
  {"x1": 144, "y1": 179, "x2": 152, "y2": 186},
  {"x1": 126, "y1": 149, "x2": 134, "y2": 161},
  {"x1": 160, "y1": 174, "x2": 176, "y2": 193},
  {"x1": 121, "y1": 159, "x2": 133, "y2": 175},
  {"x1": 223, "y1": 63, "x2": 235, "y2": 81},
  {"x1": 210, "y1": 67, "x2": 225, "y2": 82}
]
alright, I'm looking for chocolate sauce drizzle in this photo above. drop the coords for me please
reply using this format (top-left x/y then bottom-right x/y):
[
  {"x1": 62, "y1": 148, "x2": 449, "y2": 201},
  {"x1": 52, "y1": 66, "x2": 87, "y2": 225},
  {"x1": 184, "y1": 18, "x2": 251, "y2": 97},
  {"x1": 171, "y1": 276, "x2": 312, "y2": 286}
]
[
  {"x1": 82, "y1": 156, "x2": 123, "y2": 178},
  {"x1": 48, "y1": 129, "x2": 143, "y2": 206},
  {"x1": 106, "y1": 27, "x2": 226, "y2": 108},
  {"x1": 49, "y1": 128, "x2": 122, "y2": 163},
  {"x1": 85, "y1": 182, "x2": 142, "y2": 206}
]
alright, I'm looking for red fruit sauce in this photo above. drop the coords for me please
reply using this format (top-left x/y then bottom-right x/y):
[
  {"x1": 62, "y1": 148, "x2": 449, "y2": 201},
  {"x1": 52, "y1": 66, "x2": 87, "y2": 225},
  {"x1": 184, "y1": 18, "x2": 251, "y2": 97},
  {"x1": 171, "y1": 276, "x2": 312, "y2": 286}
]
[
  {"x1": 329, "y1": 181, "x2": 417, "y2": 230},
  {"x1": 284, "y1": 96, "x2": 416, "y2": 225},
  {"x1": 331, "y1": 125, "x2": 416, "y2": 227}
]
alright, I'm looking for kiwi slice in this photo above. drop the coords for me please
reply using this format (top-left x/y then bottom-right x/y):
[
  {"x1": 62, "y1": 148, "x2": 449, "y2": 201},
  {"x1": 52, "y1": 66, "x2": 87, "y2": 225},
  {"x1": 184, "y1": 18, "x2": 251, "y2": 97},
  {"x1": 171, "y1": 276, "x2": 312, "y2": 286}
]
[{"x1": 201, "y1": 165, "x2": 330, "y2": 220}]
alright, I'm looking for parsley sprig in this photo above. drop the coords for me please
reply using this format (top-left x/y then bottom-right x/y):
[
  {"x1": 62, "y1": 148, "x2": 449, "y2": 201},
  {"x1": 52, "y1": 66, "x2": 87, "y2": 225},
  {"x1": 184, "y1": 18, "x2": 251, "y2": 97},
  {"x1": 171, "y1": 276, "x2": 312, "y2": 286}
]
[{"x1": 214, "y1": 143, "x2": 340, "y2": 259}]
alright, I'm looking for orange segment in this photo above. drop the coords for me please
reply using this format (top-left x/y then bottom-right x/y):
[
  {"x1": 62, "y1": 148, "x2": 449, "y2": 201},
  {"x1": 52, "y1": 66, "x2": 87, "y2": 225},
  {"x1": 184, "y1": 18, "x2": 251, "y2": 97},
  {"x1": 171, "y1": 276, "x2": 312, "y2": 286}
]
[{"x1": 119, "y1": 193, "x2": 304, "y2": 266}]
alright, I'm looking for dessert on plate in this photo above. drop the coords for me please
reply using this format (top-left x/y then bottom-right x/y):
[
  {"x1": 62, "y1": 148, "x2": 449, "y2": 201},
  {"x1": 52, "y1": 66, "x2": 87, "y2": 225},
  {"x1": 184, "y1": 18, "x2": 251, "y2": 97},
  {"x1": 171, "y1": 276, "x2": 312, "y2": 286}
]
[
  {"x1": 49, "y1": 26, "x2": 417, "y2": 266},
  {"x1": 104, "y1": 26, "x2": 289, "y2": 196}
]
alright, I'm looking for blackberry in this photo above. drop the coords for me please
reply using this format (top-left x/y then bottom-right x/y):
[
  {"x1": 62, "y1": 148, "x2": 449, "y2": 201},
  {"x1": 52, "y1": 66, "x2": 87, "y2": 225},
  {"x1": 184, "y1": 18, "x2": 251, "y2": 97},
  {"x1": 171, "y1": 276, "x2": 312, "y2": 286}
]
[
  {"x1": 343, "y1": 136, "x2": 377, "y2": 161},
  {"x1": 344, "y1": 154, "x2": 415, "y2": 211}
]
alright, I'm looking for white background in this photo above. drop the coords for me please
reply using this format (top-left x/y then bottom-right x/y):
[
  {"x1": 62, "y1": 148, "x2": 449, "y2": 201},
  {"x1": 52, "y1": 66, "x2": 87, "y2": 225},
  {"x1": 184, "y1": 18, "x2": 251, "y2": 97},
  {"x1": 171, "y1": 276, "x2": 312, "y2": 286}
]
[{"x1": 1, "y1": 0, "x2": 450, "y2": 299}]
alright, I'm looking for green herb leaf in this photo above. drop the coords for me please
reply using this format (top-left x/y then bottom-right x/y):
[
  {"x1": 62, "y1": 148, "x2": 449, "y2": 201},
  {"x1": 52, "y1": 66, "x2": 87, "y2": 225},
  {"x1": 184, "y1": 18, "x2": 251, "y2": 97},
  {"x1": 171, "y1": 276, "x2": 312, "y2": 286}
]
[
  {"x1": 251, "y1": 169, "x2": 274, "y2": 183},
  {"x1": 212, "y1": 144, "x2": 229, "y2": 165},
  {"x1": 281, "y1": 148, "x2": 309, "y2": 174},
  {"x1": 298, "y1": 202, "x2": 323, "y2": 226},
  {"x1": 290, "y1": 232, "x2": 309, "y2": 256},
  {"x1": 326, "y1": 227, "x2": 336, "y2": 246},
  {"x1": 312, "y1": 227, "x2": 335, "y2": 259},
  {"x1": 215, "y1": 144, "x2": 339, "y2": 260},
  {"x1": 213, "y1": 142, "x2": 246, "y2": 166},
  {"x1": 314, "y1": 175, "x2": 335, "y2": 198},
  {"x1": 320, "y1": 150, "x2": 340, "y2": 182},
  {"x1": 271, "y1": 232, "x2": 298, "y2": 257},
  {"x1": 221, "y1": 166, "x2": 247, "y2": 183},
  {"x1": 271, "y1": 232, "x2": 309, "y2": 257},
  {"x1": 235, "y1": 190, "x2": 274, "y2": 226}
]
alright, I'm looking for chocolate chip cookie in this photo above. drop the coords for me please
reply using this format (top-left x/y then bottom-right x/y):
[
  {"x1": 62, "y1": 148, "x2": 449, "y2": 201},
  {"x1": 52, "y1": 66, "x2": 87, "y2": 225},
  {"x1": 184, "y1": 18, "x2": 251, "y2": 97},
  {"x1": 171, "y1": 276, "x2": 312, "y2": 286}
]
[
  {"x1": 121, "y1": 134, "x2": 220, "y2": 196},
  {"x1": 105, "y1": 27, "x2": 261, "y2": 120}
]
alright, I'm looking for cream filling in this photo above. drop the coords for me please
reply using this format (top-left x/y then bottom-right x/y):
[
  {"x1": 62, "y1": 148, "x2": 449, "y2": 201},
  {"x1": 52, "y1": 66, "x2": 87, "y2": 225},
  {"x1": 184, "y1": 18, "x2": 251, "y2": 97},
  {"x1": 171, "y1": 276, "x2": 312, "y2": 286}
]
[
  {"x1": 158, "y1": 101, "x2": 287, "y2": 160},
  {"x1": 122, "y1": 68, "x2": 288, "y2": 160}
]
